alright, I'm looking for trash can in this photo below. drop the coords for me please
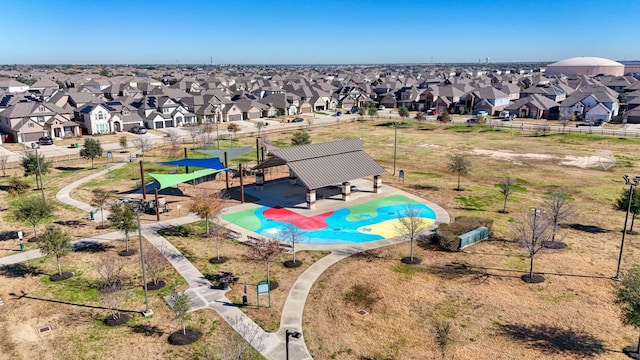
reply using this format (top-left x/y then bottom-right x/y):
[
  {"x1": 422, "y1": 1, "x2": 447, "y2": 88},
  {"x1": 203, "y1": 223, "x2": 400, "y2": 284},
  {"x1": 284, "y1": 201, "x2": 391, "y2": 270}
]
[
  {"x1": 74, "y1": 143, "x2": 79, "y2": 148},
  {"x1": 19, "y1": 241, "x2": 25, "y2": 251},
  {"x1": 89, "y1": 210, "x2": 95, "y2": 220}
]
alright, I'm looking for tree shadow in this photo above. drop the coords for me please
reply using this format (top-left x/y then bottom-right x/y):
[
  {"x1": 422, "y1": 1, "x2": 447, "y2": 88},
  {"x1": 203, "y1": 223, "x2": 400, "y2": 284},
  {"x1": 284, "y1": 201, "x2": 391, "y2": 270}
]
[
  {"x1": 129, "y1": 323, "x2": 164, "y2": 337},
  {"x1": 73, "y1": 241, "x2": 114, "y2": 253},
  {"x1": 569, "y1": 223, "x2": 609, "y2": 234},
  {"x1": 409, "y1": 184, "x2": 439, "y2": 191},
  {"x1": 1, "y1": 263, "x2": 45, "y2": 277},
  {"x1": 0, "y1": 230, "x2": 20, "y2": 241},
  {"x1": 55, "y1": 166, "x2": 84, "y2": 171},
  {"x1": 497, "y1": 323, "x2": 606, "y2": 356}
]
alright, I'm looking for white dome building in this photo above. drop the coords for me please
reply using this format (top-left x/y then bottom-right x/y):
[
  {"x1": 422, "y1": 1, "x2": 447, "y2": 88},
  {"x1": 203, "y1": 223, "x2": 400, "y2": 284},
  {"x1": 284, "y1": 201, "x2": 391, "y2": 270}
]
[{"x1": 546, "y1": 57, "x2": 625, "y2": 76}]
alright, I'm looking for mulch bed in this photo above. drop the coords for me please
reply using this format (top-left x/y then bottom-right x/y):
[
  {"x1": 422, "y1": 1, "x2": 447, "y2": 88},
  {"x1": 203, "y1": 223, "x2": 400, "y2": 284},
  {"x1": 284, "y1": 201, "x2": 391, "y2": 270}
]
[
  {"x1": 49, "y1": 272, "x2": 74, "y2": 282},
  {"x1": 168, "y1": 328, "x2": 202, "y2": 345},
  {"x1": 103, "y1": 313, "x2": 132, "y2": 327},
  {"x1": 146, "y1": 280, "x2": 166, "y2": 291},
  {"x1": 400, "y1": 257, "x2": 422, "y2": 265},
  {"x1": 27, "y1": 237, "x2": 39, "y2": 243},
  {"x1": 521, "y1": 274, "x2": 545, "y2": 283},
  {"x1": 283, "y1": 260, "x2": 302, "y2": 268},
  {"x1": 96, "y1": 225, "x2": 111, "y2": 230},
  {"x1": 542, "y1": 241, "x2": 568, "y2": 249},
  {"x1": 269, "y1": 281, "x2": 279, "y2": 291},
  {"x1": 209, "y1": 257, "x2": 228, "y2": 264},
  {"x1": 118, "y1": 249, "x2": 137, "y2": 257}
]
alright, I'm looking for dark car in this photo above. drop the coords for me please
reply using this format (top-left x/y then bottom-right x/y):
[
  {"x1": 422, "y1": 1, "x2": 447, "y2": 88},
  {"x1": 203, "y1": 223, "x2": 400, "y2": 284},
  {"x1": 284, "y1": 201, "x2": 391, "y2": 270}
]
[
  {"x1": 131, "y1": 126, "x2": 148, "y2": 134},
  {"x1": 466, "y1": 118, "x2": 477, "y2": 124},
  {"x1": 38, "y1": 136, "x2": 54, "y2": 145},
  {"x1": 291, "y1": 117, "x2": 304, "y2": 123}
]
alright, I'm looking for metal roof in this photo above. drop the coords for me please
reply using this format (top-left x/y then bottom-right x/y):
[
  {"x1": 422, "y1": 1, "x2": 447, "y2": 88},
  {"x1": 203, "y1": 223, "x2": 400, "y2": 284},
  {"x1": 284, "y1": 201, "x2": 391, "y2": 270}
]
[{"x1": 253, "y1": 138, "x2": 385, "y2": 190}]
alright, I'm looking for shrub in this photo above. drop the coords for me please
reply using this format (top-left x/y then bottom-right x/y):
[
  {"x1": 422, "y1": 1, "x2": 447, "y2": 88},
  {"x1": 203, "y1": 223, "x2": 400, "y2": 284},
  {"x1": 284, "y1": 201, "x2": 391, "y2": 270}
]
[{"x1": 434, "y1": 216, "x2": 493, "y2": 251}]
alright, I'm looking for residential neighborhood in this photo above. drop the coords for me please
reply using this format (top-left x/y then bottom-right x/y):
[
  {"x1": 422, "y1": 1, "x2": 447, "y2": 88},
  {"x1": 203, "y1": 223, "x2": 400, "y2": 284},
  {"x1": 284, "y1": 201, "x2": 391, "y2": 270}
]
[{"x1": 1, "y1": 58, "x2": 638, "y2": 144}]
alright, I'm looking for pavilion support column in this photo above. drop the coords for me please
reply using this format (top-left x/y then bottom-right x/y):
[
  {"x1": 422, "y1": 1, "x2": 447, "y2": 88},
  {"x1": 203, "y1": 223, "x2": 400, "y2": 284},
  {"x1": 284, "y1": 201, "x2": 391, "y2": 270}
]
[
  {"x1": 341, "y1": 181, "x2": 351, "y2": 201},
  {"x1": 306, "y1": 189, "x2": 316, "y2": 210},
  {"x1": 373, "y1": 175, "x2": 382, "y2": 194}
]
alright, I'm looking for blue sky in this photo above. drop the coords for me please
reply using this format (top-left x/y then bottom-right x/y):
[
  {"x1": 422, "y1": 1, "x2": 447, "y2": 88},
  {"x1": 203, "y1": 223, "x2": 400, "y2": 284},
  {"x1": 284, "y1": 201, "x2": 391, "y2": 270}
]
[{"x1": 1, "y1": 0, "x2": 638, "y2": 65}]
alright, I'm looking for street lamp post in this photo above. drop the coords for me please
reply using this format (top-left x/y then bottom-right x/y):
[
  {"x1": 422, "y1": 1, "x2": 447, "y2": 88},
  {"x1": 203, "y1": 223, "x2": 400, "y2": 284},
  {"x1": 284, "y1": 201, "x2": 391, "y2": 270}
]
[
  {"x1": 31, "y1": 142, "x2": 45, "y2": 202},
  {"x1": 614, "y1": 175, "x2": 640, "y2": 280},
  {"x1": 285, "y1": 329, "x2": 301, "y2": 360},
  {"x1": 132, "y1": 200, "x2": 153, "y2": 316}
]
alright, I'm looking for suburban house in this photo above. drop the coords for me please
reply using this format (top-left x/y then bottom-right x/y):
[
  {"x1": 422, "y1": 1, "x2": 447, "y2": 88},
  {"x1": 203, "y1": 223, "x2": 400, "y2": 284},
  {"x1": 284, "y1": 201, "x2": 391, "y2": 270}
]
[
  {"x1": 0, "y1": 79, "x2": 30, "y2": 93},
  {"x1": 468, "y1": 87, "x2": 510, "y2": 115},
  {"x1": 0, "y1": 101, "x2": 77, "y2": 142},
  {"x1": 559, "y1": 87, "x2": 619, "y2": 122},
  {"x1": 504, "y1": 94, "x2": 560, "y2": 119}
]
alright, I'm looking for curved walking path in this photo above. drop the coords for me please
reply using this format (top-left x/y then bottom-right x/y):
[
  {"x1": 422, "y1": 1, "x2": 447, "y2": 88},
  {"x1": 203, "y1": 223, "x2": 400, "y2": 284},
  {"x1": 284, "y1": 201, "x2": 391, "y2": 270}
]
[{"x1": 6, "y1": 156, "x2": 449, "y2": 359}]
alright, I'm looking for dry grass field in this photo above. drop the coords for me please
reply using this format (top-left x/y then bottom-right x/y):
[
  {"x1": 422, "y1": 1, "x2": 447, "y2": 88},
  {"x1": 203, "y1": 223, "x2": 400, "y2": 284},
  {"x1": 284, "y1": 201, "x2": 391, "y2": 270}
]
[{"x1": 2, "y1": 119, "x2": 640, "y2": 359}]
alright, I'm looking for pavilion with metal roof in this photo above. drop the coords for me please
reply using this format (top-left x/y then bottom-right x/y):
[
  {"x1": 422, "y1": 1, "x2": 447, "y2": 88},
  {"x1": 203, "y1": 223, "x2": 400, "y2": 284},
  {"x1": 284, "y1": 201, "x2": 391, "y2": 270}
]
[{"x1": 252, "y1": 138, "x2": 385, "y2": 209}]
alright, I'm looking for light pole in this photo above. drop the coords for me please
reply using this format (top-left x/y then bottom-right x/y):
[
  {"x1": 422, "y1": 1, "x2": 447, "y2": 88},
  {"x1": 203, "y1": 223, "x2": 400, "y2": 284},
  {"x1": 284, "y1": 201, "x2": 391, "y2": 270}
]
[
  {"x1": 614, "y1": 175, "x2": 640, "y2": 280},
  {"x1": 393, "y1": 122, "x2": 398, "y2": 176},
  {"x1": 31, "y1": 142, "x2": 45, "y2": 202},
  {"x1": 132, "y1": 200, "x2": 153, "y2": 316},
  {"x1": 285, "y1": 329, "x2": 301, "y2": 360}
]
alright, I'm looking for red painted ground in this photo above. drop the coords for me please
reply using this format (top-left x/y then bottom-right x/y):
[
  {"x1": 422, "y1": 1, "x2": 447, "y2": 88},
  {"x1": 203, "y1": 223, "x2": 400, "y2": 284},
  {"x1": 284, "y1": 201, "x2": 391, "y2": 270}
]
[{"x1": 262, "y1": 207, "x2": 333, "y2": 230}]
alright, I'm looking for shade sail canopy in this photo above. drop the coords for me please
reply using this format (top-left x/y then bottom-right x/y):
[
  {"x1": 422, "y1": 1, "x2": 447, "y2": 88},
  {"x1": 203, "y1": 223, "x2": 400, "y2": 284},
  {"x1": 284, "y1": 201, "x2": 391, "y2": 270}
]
[
  {"x1": 195, "y1": 146, "x2": 254, "y2": 161},
  {"x1": 148, "y1": 169, "x2": 221, "y2": 190},
  {"x1": 159, "y1": 157, "x2": 226, "y2": 170}
]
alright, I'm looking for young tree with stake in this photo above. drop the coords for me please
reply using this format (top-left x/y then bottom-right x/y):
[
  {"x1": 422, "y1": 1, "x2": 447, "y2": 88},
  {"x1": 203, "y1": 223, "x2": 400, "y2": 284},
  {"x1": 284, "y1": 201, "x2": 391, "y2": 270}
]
[
  {"x1": 448, "y1": 153, "x2": 471, "y2": 191},
  {"x1": 246, "y1": 237, "x2": 282, "y2": 287},
  {"x1": 80, "y1": 138, "x2": 103, "y2": 169},
  {"x1": 497, "y1": 177, "x2": 515, "y2": 213},
  {"x1": 396, "y1": 204, "x2": 429, "y2": 264},
  {"x1": 14, "y1": 196, "x2": 54, "y2": 241},
  {"x1": 108, "y1": 201, "x2": 137, "y2": 254},
  {"x1": 512, "y1": 208, "x2": 553, "y2": 283},
  {"x1": 38, "y1": 225, "x2": 72, "y2": 279},
  {"x1": 91, "y1": 188, "x2": 111, "y2": 228},
  {"x1": 543, "y1": 190, "x2": 575, "y2": 247},
  {"x1": 279, "y1": 223, "x2": 304, "y2": 267}
]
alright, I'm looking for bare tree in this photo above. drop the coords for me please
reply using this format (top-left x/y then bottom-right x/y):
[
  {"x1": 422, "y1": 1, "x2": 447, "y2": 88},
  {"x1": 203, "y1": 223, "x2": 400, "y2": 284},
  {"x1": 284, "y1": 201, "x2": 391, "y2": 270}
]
[
  {"x1": 90, "y1": 188, "x2": 111, "y2": 228},
  {"x1": 101, "y1": 286, "x2": 126, "y2": 321},
  {"x1": 133, "y1": 136, "x2": 152, "y2": 157},
  {"x1": 187, "y1": 123, "x2": 199, "y2": 145},
  {"x1": 166, "y1": 129, "x2": 180, "y2": 146},
  {"x1": 217, "y1": 315, "x2": 267, "y2": 359},
  {"x1": 512, "y1": 209, "x2": 553, "y2": 283},
  {"x1": 279, "y1": 223, "x2": 304, "y2": 266},
  {"x1": 396, "y1": 205, "x2": 429, "y2": 264},
  {"x1": 97, "y1": 255, "x2": 126, "y2": 288},
  {"x1": 0, "y1": 154, "x2": 8, "y2": 177},
  {"x1": 255, "y1": 121, "x2": 266, "y2": 136},
  {"x1": 202, "y1": 122, "x2": 215, "y2": 148},
  {"x1": 246, "y1": 237, "x2": 282, "y2": 287},
  {"x1": 543, "y1": 190, "x2": 575, "y2": 247},
  {"x1": 144, "y1": 244, "x2": 168, "y2": 287},
  {"x1": 498, "y1": 177, "x2": 516, "y2": 213}
]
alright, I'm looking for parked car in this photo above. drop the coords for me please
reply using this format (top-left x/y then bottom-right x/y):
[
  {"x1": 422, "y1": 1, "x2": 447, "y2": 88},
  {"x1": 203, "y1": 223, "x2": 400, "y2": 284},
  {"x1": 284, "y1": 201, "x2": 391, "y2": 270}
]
[
  {"x1": 466, "y1": 118, "x2": 477, "y2": 124},
  {"x1": 378, "y1": 105, "x2": 386, "y2": 110},
  {"x1": 291, "y1": 117, "x2": 304, "y2": 123},
  {"x1": 427, "y1": 108, "x2": 440, "y2": 115},
  {"x1": 38, "y1": 136, "x2": 54, "y2": 145},
  {"x1": 476, "y1": 110, "x2": 488, "y2": 117},
  {"x1": 131, "y1": 126, "x2": 148, "y2": 134}
]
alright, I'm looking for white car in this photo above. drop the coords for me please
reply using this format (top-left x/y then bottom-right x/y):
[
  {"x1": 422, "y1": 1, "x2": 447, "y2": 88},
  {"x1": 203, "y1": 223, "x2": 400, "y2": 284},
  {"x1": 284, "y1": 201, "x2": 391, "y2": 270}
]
[{"x1": 378, "y1": 105, "x2": 386, "y2": 110}]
